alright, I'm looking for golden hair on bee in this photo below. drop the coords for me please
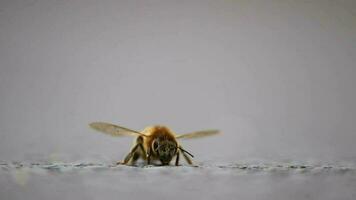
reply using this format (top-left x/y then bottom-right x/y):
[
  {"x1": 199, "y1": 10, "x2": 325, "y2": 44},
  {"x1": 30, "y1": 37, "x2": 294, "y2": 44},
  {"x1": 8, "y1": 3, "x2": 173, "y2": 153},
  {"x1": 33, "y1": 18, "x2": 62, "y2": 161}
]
[{"x1": 89, "y1": 122, "x2": 220, "y2": 166}]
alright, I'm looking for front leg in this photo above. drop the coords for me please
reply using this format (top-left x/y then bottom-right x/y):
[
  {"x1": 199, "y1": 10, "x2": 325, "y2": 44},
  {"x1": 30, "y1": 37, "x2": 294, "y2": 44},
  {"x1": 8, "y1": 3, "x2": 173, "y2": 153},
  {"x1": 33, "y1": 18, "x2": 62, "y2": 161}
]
[
  {"x1": 180, "y1": 149, "x2": 193, "y2": 165},
  {"x1": 146, "y1": 149, "x2": 152, "y2": 165},
  {"x1": 175, "y1": 151, "x2": 180, "y2": 166},
  {"x1": 117, "y1": 143, "x2": 140, "y2": 165},
  {"x1": 137, "y1": 143, "x2": 148, "y2": 163}
]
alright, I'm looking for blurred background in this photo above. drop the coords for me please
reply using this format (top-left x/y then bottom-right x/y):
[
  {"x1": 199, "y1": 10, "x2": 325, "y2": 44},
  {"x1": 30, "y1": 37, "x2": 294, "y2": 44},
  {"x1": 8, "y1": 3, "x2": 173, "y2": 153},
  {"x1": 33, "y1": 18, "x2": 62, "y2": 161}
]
[{"x1": 1, "y1": 0, "x2": 356, "y2": 164}]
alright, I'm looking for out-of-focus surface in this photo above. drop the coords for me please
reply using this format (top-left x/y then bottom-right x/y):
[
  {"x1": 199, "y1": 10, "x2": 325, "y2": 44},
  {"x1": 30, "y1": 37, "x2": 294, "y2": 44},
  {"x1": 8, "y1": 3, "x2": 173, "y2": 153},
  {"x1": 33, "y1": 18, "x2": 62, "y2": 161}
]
[
  {"x1": 1, "y1": 0, "x2": 356, "y2": 199},
  {"x1": 1, "y1": 161, "x2": 356, "y2": 200}
]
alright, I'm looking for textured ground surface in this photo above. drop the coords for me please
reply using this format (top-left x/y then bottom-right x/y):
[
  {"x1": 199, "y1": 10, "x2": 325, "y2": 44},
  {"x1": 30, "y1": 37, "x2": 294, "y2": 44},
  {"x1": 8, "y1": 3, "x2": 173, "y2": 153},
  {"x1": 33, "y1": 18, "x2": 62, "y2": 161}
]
[{"x1": 1, "y1": 161, "x2": 356, "y2": 200}]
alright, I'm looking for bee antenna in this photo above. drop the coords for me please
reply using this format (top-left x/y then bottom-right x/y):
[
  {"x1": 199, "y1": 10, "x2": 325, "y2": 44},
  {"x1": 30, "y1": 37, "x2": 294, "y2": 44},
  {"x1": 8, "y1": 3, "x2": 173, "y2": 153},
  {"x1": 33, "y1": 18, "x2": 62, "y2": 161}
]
[{"x1": 178, "y1": 147, "x2": 194, "y2": 158}]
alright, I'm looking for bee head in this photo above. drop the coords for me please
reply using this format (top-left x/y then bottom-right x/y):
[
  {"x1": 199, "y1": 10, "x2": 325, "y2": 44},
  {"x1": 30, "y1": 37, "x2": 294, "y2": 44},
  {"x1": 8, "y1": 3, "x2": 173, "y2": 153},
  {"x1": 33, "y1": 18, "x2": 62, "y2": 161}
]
[{"x1": 152, "y1": 139, "x2": 177, "y2": 165}]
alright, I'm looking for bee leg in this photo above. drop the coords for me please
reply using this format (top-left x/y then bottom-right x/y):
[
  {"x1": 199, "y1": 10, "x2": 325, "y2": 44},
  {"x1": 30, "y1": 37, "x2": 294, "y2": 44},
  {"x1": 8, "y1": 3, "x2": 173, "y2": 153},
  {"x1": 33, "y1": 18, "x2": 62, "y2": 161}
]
[
  {"x1": 175, "y1": 151, "x2": 180, "y2": 166},
  {"x1": 131, "y1": 152, "x2": 140, "y2": 164},
  {"x1": 137, "y1": 143, "x2": 147, "y2": 163},
  {"x1": 138, "y1": 143, "x2": 146, "y2": 155},
  {"x1": 117, "y1": 143, "x2": 140, "y2": 165},
  {"x1": 135, "y1": 136, "x2": 147, "y2": 161},
  {"x1": 116, "y1": 153, "x2": 131, "y2": 165},
  {"x1": 180, "y1": 149, "x2": 193, "y2": 165},
  {"x1": 118, "y1": 136, "x2": 147, "y2": 165},
  {"x1": 146, "y1": 149, "x2": 151, "y2": 165}
]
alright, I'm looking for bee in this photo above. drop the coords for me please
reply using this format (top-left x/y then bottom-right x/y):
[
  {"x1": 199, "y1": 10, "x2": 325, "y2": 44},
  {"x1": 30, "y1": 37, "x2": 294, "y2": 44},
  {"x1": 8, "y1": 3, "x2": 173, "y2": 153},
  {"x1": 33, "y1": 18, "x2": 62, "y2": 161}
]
[{"x1": 89, "y1": 122, "x2": 220, "y2": 166}]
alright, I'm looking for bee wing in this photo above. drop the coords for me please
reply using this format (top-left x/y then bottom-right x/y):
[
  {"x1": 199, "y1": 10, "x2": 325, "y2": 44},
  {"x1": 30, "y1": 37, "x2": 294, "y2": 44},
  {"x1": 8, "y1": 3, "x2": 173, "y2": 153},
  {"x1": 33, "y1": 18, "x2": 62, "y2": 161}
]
[
  {"x1": 175, "y1": 129, "x2": 220, "y2": 139},
  {"x1": 89, "y1": 122, "x2": 146, "y2": 137}
]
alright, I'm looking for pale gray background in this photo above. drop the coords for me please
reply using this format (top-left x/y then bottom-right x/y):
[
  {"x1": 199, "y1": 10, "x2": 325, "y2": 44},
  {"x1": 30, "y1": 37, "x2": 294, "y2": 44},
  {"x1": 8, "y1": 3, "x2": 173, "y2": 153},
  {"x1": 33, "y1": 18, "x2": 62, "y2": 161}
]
[
  {"x1": 1, "y1": 1, "x2": 356, "y2": 200},
  {"x1": 1, "y1": 0, "x2": 356, "y2": 163}
]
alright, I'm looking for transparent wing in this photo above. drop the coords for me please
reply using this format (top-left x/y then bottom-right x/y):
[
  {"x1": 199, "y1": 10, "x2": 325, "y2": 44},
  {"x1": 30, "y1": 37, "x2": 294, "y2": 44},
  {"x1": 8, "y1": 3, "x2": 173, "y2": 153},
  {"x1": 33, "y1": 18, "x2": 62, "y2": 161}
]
[
  {"x1": 175, "y1": 129, "x2": 220, "y2": 139},
  {"x1": 89, "y1": 122, "x2": 146, "y2": 137}
]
